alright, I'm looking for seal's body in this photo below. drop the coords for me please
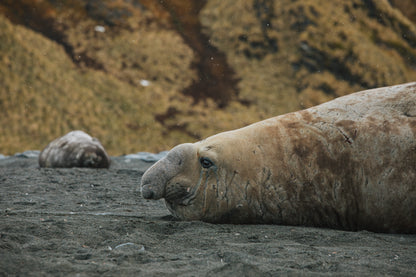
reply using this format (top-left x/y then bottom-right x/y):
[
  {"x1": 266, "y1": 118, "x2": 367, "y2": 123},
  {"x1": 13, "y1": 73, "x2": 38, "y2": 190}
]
[
  {"x1": 39, "y1": 130, "x2": 110, "y2": 168},
  {"x1": 141, "y1": 82, "x2": 416, "y2": 233}
]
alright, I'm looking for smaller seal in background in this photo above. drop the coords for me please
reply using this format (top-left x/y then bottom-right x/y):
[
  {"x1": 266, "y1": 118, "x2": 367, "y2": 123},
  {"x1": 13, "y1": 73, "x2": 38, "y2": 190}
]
[{"x1": 39, "y1": 130, "x2": 111, "y2": 168}]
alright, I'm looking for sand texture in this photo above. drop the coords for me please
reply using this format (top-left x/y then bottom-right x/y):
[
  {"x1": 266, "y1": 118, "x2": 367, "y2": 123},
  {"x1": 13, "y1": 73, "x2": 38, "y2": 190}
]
[{"x1": 1, "y1": 156, "x2": 415, "y2": 276}]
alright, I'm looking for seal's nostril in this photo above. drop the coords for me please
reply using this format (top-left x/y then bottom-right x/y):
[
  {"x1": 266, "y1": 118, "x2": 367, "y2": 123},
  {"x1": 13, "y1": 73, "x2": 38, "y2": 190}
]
[{"x1": 141, "y1": 186, "x2": 154, "y2": 199}]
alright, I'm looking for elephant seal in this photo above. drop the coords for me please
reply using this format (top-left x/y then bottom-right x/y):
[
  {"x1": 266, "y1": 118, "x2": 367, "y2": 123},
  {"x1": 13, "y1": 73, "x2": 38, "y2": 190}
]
[
  {"x1": 39, "y1": 130, "x2": 111, "y2": 168},
  {"x1": 141, "y1": 82, "x2": 416, "y2": 233}
]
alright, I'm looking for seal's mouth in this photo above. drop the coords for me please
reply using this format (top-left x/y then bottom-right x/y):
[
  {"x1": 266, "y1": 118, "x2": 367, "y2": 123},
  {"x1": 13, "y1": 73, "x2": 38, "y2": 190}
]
[
  {"x1": 164, "y1": 183, "x2": 188, "y2": 204},
  {"x1": 142, "y1": 180, "x2": 197, "y2": 205},
  {"x1": 164, "y1": 183, "x2": 199, "y2": 206},
  {"x1": 164, "y1": 169, "x2": 208, "y2": 206}
]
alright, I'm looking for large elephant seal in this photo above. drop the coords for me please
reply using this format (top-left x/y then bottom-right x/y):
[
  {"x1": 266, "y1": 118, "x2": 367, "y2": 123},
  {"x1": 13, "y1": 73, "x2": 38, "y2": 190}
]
[
  {"x1": 141, "y1": 82, "x2": 416, "y2": 233},
  {"x1": 39, "y1": 130, "x2": 111, "y2": 168}
]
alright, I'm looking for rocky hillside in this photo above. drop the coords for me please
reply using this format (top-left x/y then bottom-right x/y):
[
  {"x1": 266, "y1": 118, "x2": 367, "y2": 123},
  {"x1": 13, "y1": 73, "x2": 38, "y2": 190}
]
[{"x1": 1, "y1": 0, "x2": 415, "y2": 155}]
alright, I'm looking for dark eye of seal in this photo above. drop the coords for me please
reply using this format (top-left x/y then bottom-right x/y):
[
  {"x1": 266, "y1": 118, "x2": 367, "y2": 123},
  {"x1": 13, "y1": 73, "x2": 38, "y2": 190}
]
[{"x1": 200, "y1": 157, "x2": 214, "y2": 168}]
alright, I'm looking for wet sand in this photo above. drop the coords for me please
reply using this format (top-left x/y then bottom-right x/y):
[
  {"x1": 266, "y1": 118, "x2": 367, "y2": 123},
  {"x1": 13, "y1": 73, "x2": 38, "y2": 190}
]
[{"x1": 1, "y1": 156, "x2": 415, "y2": 276}]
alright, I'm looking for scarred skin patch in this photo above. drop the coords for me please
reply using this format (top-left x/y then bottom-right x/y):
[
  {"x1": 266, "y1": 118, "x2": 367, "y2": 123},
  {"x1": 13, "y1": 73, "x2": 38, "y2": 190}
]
[{"x1": 141, "y1": 82, "x2": 416, "y2": 233}]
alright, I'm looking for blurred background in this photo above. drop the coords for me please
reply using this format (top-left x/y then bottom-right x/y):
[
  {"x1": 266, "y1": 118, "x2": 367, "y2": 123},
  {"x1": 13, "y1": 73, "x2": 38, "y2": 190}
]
[{"x1": 0, "y1": 0, "x2": 415, "y2": 155}]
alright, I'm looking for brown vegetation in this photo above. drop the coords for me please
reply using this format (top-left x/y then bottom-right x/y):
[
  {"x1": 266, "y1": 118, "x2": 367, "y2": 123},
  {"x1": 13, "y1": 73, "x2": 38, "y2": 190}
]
[{"x1": 0, "y1": 0, "x2": 415, "y2": 155}]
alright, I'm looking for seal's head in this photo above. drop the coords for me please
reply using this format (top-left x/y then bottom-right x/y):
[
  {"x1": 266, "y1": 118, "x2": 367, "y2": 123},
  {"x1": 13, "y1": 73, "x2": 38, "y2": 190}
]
[{"x1": 141, "y1": 129, "x2": 270, "y2": 222}]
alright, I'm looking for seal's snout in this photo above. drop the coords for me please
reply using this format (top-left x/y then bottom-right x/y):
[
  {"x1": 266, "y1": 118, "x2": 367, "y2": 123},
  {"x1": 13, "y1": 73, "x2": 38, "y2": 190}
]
[
  {"x1": 140, "y1": 143, "x2": 195, "y2": 201},
  {"x1": 140, "y1": 167, "x2": 165, "y2": 200}
]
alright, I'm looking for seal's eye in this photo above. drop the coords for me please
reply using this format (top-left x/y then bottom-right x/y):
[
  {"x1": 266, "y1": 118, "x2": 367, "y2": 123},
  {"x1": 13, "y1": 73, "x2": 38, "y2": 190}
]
[{"x1": 200, "y1": 157, "x2": 214, "y2": 168}]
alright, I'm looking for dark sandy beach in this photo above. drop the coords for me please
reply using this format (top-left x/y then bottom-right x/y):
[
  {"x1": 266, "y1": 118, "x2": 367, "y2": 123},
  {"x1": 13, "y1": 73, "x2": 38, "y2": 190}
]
[{"x1": 1, "y1": 155, "x2": 415, "y2": 276}]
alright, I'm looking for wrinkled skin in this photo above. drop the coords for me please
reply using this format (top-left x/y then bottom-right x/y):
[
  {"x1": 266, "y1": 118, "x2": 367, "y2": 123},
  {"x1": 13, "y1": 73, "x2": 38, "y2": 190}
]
[
  {"x1": 141, "y1": 82, "x2": 416, "y2": 233},
  {"x1": 39, "y1": 130, "x2": 111, "y2": 168}
]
